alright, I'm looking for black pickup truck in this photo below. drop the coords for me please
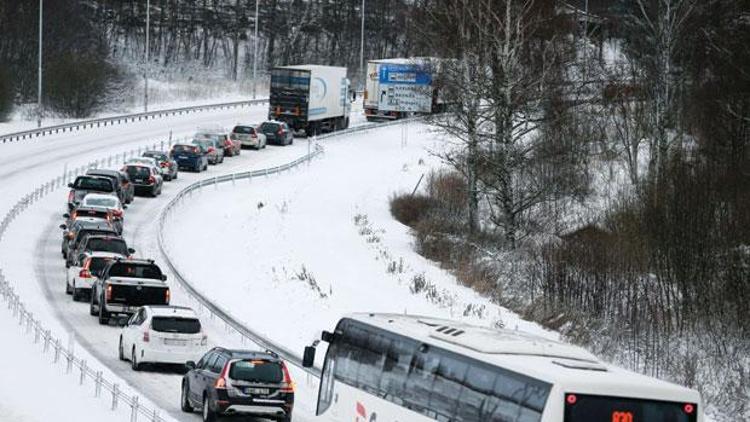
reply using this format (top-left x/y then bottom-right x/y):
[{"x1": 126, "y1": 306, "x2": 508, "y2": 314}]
[{"x1": 90, "y1": 259, "x2": 169, "y2": 325}]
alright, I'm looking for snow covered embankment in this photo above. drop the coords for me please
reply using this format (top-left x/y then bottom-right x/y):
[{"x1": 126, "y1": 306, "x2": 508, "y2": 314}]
[{"x1": 162, "y1": 122, "x2": 555, "y2": 361}]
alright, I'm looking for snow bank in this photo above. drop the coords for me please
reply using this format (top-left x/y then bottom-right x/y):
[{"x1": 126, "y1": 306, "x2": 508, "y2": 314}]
[{"x1": 162, "y1": 122, "x2": 556, "y2": 362}]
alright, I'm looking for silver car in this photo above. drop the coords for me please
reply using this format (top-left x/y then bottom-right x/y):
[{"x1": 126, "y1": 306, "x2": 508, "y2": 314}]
[{"x1": 230, "y1": 125, "x2": 267, "y2": 150}]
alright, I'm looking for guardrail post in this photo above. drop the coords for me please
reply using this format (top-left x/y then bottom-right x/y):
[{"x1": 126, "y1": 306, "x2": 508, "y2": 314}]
[
  {"x1": 80, "y1": 360, "x2": 87, "y2": 385},
  {"x1": 95, "y1": 371, "x2": 102, "y2": 397},
  {"x1": 131, "y1": 395, "x2": 139, "y2": 422},
  {"x1": 43, "y1": 329, "x2": 51, "y2": 353},
  {"x1": 151, "y1": 409, "x2": 159, "y2": 422},
  {"x1": 112, "y1": 384, "x2": 119, "y2": 410},
  {"x1": 54, "y1": 338, "x2": 61, "y2": 363}
]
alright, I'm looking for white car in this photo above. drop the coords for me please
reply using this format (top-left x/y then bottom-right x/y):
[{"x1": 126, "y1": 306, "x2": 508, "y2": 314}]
[
  {"x1": 119, "y1": 306, "x2": 208, "y2": 371},
  {"x1": 81, "y1": 193, "x2": 125, "y2": 234},
  {"x1": 66, "y1": 251, "x2": 124, "y2": 302},
  {"x1": 230, "y1": 124, "x2": 267, "y2": 149}
]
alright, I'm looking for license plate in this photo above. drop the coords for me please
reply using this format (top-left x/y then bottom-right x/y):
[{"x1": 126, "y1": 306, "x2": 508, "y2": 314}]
[
  {"x1": 178, "y1": 155, "x2": 187, "y2": 159},
  {"x1": 164, "y1": 339, "x2": 186, "y2": 346},
  {"x1": 246, "y1": 388, "x2": 269, "y2": 395}
]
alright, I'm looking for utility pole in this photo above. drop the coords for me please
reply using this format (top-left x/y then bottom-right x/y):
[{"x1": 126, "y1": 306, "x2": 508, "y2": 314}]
[
  {"x1": 37, "y1": 0, "x2": 43, "y2": 128},
  {"x1": 252, "y1": 0, "x2": 260, "y2": 99},
  {"x1": 144, "y1": 0, "x2": 150, "y2": 112},
  {"x1": 360, "y1": 0, "x2": 365, "y2": 92}
]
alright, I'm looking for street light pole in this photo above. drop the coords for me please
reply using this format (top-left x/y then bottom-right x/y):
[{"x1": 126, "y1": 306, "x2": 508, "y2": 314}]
[
  {"x1": 37, "y1": 0, "x2": 43, "y2": 128},
  {"x1": 252, "y1": 0, "x2": 259, "y2": 99},
  {"x1": 360, "y1": 0, "x2": 365, "y2": 91},
  {"x1": 144, "y1": 0, "x2": 150, "y2": 112}
]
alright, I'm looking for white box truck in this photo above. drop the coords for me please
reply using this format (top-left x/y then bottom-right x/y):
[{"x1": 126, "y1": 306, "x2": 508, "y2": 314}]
[
  {"x1": 364, "y1": 58, "x2": 442, "y2": 121},
  {"x1": 269, "y1": 65, "x2": 351, "y2": 135}
]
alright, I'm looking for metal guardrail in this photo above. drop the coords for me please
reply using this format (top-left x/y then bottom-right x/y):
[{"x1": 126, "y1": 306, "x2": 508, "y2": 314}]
[
  {"x1": 1, "y1": 99, "x2": 268, "y2": 144},
  {"x1": 156, "y1": 118, "x2": 420, "y2": 378}
]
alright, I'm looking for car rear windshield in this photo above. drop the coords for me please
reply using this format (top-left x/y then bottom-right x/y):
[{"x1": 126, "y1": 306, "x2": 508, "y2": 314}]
[
  {"x1": 143, "y1": 152, "x2": 167, "y2": 160},
  {"x1": 564, "y1": 394, "x2": 698, "y2": 422},
  {"x1": 260, "y1": 122, "x2": 280, "y2": 132},
  {"x1": 125, "y1": 166, "x2": 150, "y2": 179},
  {"x1": 86, "y1": 238, "x2": 128, "y2": 255},
  {"x1": 84, "y1": 197, "x2": 118, "y2": 208},
  {"x1": 75, "y1": 209, "x2": 109, "y2": 219},
  {"x1": 229, "y1": 360, "x2": 283, "y2": 383},
  {"x1": 108, "y1": 263, "x2": 162, "y2": 280},
  {"x1": 74, "y1": 177, "x2": 114, "y2": 192},
  {"x1": 172, "y1": 145, "x2": 199, "y2": 155},
  {"x1": 232, "y1": 126, "x2": 255, "y2": 134},
  {"x1": 151, "y1": 317, "x2": 201, "y2": 334},
  {"x1": 89, "y1": 257, "x2": 114, "y2": 274}
]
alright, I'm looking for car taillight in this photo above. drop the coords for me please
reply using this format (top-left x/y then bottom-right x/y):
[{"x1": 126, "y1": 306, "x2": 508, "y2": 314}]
[
  {"x1": 112, "y1": 209, "x2": 123, "y2": 218},
  {"x1": 277, "y1": 128, "x2": 283, "y2": 135},
  {"x1": 79, "y1": 269, "x2": 92, "y2": 278},
  {"x1": 68, "y1": 190, "x2": 74, "y2": 203},
  {"x1": 148, "y1": 176, "x2": 155, "y2": 184},
  {"x1": 70, "y1": 211, "x2": 77, "y2": 219},
  {"x1": 143, "y1": 330, "x2": 150, "y2": 342},
  {"x1": 251, "y1": 134, "x2": 257, "y2": 138},
  {"x1": 165, "y1": 289, "x2": 170, "y2": 304},
  {"x1": 208, "y1": 147, "x2": 215, "y2": 153},
  {"x1": 105, "y1": 285, "x2": 112, "y2": 301},
  {"x1": 215, "y1": 363, "x2": 230, "y2": 389},
  {"x1": 280, "y1": 361, "x2": 295, "y2": 393},
  {"x1": 67, "y1": 232, "x2": 74, "y2": 240},
  {"x1": 160, "y1": 162, "x2": 168, "y2": 167}
]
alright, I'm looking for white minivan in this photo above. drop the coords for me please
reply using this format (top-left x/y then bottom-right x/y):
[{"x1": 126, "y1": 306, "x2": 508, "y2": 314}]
[{"x1": 119, "y1": 306, "x2": 208, "y2": 371}]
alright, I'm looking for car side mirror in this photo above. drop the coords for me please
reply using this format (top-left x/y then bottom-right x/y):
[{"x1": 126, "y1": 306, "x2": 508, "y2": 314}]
[
  {"x1": 67, "y1": 183, "x2": 73, "y2": 188},
  {"x1": 65, "y1": 261, "x2": 71, "y2": 269},
  {"x1": 63, "y1": 213, "x2": 70, "y2": 219},
  {"x1": 161, "y1": 274, "x2": 167, "y2": 281},
  {"x1": 127, "y1": 248, "x2": 136, "y2": 254},
  {"x1": 123, "y1": 204, "x2": 128, "y2": 209},
  {"x1": 302, "y1": 346, "x2": 316, "y2": 368},
  {"x1": 321, "y1": 330, "x2": 335, "y2": 343},
  {"x1": 185, "y1": 361, "x2": 196, "y2": 370},
  {"x1": 59, "y1": 224, "x2": 67, "y2": 230}
]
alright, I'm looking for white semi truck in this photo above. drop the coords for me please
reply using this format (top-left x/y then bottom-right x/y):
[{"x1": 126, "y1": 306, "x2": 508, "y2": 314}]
[
  {"x1": 364, "y1": 58, "x2": 443, "y2": 121},
  {"x1": 269, "y1": 65, "x2": 351, "y2": 135}
]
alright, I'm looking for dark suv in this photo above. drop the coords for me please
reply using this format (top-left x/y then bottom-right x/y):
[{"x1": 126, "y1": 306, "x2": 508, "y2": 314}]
[
  {"x1": 259, "y1": 121, "x2": 294, "y2": 146},
  {"x1": 181, "y1": 348, "x2": 294, "y2": 422}
]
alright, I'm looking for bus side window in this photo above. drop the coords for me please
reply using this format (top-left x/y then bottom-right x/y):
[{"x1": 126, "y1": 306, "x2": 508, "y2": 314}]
[
  {"x1": 316, "y1": 343, "x2": 337, "y2": 416},
  {"x1": 456, "y1": 363, "x2": 497, "y2": 421},
  {"x1": 357, "y1": 330, "x2": 390, "y2": 395},
  {"x1": 429, "y1": 351, "x2": 469, "y2": 421},
  {"x1": 380, "y1": 336, "x2": 417, "y2": 405},
  {"x1": 334, "y1": 325, "x2": 361, "y2": 387},
  {"x1": 485, "y1": 370, "x2": 549, "y2": 422},
  {"x1": 403, "y1": 346, "x2": 441, "y2": 418}
]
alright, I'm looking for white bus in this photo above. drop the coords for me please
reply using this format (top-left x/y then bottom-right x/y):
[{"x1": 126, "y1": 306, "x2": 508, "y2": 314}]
[{"x1": 302, "y1": 313, "x2": 703, "y2": 422}]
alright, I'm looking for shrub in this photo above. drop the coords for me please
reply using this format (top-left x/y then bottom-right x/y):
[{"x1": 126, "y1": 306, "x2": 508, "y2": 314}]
[
  {"x1": 0, "y1": 66, "x2": 12, "y2": 122},
  {"x1": 389, "y1": 193, "x2": 435, "y2": 227},
  {"x1": 44, "y1": 53, "x2": 121, "y2": 118}
]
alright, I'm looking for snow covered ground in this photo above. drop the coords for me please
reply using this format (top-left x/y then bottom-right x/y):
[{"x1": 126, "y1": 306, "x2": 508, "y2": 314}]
[
  {"x1": 0, "y1": 303, "x2": 137, "y2": 422},
  {"x1": 162, "y1": 122, "x2": 557, "y2": 366}
]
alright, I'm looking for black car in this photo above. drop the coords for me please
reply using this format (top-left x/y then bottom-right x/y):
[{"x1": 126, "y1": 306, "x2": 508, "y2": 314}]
[
  {"x1": 67, "y1": 175, "x2": 116, "y2": 211},
  {"x1": 143, "y1": 150, "x2": 179, "y2": 181},
  {"x1": 64, "y1": 227, "x2": 120, "y2": 265},
  {"x1": 259, "y1": 121, "x2": 294, "y2": 146},
  {"x1": 122, "y1": 164, "x2": 163, "y2": 197},
  {"x1": 86, "y1": 169, "x2": 135, "y2": 204},
  {"x1": 182, "y1": 348, "x2": 295, "y2": 422},
  {"x1": 60, "y1": 218, "x2": 115, "y2": 259},
  {"x1": 75, "y1": 234, "x2": 134, "y2": 261}
]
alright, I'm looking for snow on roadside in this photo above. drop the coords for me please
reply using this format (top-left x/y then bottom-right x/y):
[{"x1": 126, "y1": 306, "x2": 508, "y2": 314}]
[
  {"x1": 0, "y1": 309, "x2": 123, "y2": 422},
  {"x1": 162, "y1": 122, "x2": 557, "y2": 364}
]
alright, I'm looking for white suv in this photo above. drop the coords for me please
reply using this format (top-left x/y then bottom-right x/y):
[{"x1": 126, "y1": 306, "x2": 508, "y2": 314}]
[
  {"x1": 119, "y1": 306, "x2": 208, "y2": 371},
  {"x1": 66, "y1": 251, "x2": 124, "y2": 302}
]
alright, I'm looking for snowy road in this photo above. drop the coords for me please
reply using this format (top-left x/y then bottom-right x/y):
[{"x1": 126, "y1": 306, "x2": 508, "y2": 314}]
[{"x1": 28, "y1": 133, "x2": 332, "y2": 421}]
